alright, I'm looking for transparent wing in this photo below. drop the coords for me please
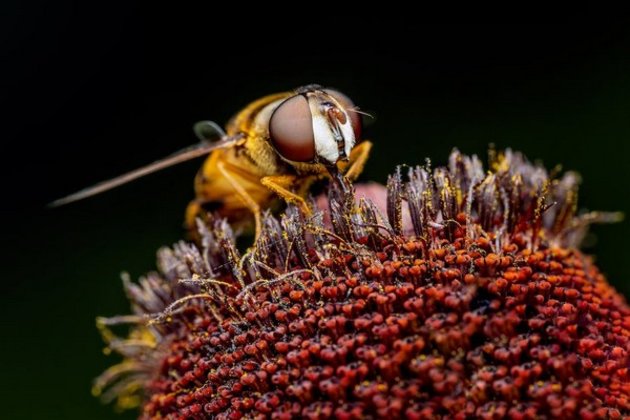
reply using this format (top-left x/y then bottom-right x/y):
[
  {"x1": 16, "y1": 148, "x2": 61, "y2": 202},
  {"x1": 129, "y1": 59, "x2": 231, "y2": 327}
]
[
  {"x1": 49, "y1": 131, "x2": 244, "y2": 208},
  {"x1": 193, "y1": 120, "x2": 226, "y2": 141}
]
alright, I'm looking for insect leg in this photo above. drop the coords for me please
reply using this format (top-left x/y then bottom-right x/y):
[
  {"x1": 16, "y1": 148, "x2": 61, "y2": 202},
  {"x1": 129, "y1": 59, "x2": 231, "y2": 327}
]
[
  {"x1": 216, "y1": 161, "x2": 263, "y2": 238},
  {"x1": 184, "y1": 199, "x2": 205, "y2": 231},
  {"x1": 261, "y1": 175, "x2": 312, "y2": 216},
  {"x1": 342, "y1": 140, "x2": 373, "y2": 181}
]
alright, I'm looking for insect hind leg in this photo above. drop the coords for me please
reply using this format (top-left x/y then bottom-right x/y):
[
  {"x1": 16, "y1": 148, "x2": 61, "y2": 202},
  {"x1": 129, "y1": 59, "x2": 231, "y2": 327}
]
[
  {"x1": 185, "y1": 198, "x2": 223, "y2": 231},
  {"x1": 215, "y1": 161, "x2": 263, "y2": 239}
]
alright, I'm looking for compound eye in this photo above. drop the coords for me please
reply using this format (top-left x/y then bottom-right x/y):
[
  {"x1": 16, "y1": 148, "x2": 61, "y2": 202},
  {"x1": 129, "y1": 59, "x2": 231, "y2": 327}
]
[
  {"x1": 269, "y1": 95, "x2": 315, "y2": 162},
  {"x1": 324, "y1": 89, "x2": 362, "y2": 140}
]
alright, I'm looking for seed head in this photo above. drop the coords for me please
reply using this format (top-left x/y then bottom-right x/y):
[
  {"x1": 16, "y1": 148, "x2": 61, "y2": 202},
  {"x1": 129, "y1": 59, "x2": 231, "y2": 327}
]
[{"x1": 95, "y1": 149, "x2": 628, "y2": 419}]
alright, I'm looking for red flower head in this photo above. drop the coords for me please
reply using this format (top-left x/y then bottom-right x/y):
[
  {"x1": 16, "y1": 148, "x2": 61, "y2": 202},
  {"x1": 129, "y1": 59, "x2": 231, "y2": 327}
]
[{"x1": 95, "y1": 149, "x2": 628, "y2": 419}]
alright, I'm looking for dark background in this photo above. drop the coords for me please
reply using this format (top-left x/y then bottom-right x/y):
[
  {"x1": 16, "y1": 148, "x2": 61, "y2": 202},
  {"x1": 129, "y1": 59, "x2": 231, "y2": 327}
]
[{"x1": 2, "y1": 9, "x2": 630, "y2": 419}]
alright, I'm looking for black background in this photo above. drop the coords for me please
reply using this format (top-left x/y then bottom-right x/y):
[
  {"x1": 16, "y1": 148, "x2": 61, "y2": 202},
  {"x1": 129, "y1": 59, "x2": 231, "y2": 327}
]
[{"x1": 2, "y1": 9, "x2": 630, "y2": 419}]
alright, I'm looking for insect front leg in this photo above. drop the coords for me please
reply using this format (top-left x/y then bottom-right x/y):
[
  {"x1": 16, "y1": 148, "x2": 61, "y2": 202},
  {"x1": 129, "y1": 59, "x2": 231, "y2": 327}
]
[
  {"x1": 261, "y1": 175, "x2": 313, "y2": 216},
  {"x1": 341, "y1": 140, "x2": 373, "y2": 181}
]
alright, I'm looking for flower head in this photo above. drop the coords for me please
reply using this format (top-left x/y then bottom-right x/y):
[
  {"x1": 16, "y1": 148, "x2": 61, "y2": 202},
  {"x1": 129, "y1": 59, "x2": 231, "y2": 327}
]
[{"x1": 95, "y1": 149, "x2": 628, "y2": 419}]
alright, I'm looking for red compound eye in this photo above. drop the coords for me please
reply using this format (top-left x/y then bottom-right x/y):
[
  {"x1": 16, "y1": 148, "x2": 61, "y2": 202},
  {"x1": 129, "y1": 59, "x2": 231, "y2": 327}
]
[{"x1": 269, "y1": 95, "x2": 316, "y2": 162}]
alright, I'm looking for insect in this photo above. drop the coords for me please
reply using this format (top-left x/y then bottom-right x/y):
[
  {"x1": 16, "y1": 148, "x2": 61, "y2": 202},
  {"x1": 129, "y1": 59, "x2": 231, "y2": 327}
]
[{"x1": 51, "y1": 84, "x2": 373, "y2": 237}]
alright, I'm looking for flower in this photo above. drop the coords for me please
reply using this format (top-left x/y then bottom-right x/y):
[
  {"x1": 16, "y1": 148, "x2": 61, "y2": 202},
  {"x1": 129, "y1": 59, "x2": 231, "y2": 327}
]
[{"x1": 95, "y1": 149, "x2": 628, "y2": 419}]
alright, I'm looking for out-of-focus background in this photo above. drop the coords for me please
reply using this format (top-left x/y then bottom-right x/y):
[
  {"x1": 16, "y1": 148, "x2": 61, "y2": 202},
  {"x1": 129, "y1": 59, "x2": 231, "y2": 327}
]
[{"x1": 2, "y1": 10, "x2": 630, "y2": 419}]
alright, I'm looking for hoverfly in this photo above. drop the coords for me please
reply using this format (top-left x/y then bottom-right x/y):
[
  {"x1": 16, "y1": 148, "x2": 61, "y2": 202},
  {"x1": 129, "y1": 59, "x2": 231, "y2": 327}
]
[{"x1": 51, "y1": 85, "x2": 372, "y2": 237}]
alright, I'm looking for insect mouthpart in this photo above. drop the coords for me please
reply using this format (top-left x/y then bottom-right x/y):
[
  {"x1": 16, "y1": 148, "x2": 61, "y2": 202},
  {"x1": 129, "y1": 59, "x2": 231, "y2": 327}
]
[
  {"x1": 325, "y1": 105, "x2": 350, "y2": 161},
  {"x1": 307, "y1": 94, "x2": 356, "y2": 165}
]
